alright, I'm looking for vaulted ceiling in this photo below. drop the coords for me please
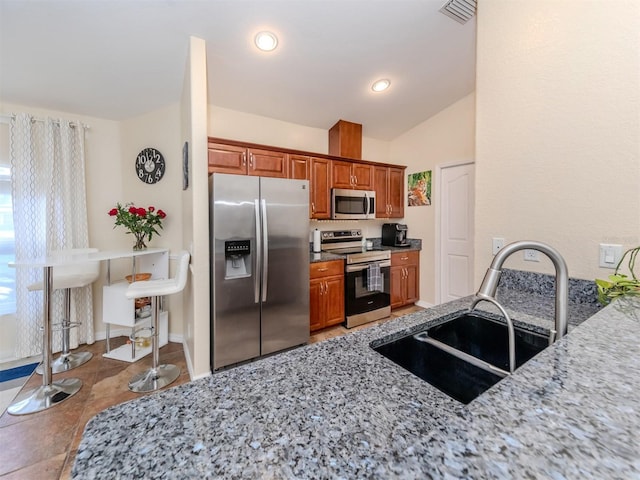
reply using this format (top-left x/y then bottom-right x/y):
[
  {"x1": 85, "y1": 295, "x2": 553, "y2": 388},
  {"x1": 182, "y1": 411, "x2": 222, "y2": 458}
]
[{"x1": 0, "y1": 0, "x2": 476, "y2": 140}]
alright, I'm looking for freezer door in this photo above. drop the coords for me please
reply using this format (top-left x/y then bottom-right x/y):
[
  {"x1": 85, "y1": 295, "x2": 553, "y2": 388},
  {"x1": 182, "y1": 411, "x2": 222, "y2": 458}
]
[
  {"x1": 260, "y1": 177, "x2": 310, "y2": 355},
  {"x1": 211, "y1": 173, "x2": 261, "y2": 369}
]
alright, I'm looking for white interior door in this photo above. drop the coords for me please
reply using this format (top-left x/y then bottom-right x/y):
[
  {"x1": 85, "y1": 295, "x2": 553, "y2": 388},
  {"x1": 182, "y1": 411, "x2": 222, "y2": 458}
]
[{"x1": 438, "y1": 162, "x2": 475, "y2": 304}]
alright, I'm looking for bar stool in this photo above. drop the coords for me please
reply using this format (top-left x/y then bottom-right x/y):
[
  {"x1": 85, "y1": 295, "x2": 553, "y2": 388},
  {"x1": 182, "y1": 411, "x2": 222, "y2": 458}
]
[
  {"x1": 28, "y1": 248, "x2": 100, "y2": 374},
  {"x1": 125, "y1": 250, "x2": 190, "y2": 393}
]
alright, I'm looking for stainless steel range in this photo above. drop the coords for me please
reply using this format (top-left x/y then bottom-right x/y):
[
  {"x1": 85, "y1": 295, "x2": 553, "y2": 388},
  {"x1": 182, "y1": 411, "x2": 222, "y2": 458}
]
[{"x1": 321, "y1": 230, "x2": 391, "y2": 328}]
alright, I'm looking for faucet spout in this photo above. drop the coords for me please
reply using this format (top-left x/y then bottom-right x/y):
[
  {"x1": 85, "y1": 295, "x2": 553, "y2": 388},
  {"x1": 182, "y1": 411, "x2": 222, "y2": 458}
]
[{"x1": 476, "y1": 241, "x2": 569, "y2": 343}]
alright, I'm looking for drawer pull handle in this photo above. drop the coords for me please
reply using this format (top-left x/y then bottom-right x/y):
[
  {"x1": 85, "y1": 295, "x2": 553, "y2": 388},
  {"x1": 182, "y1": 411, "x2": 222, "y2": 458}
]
[{"x1": 318, "y1": 268, "x2": 328, "y2": 272}]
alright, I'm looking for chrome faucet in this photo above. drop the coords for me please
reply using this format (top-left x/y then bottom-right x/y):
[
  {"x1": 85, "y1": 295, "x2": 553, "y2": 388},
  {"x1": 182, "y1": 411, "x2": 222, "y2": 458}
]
[{"x1": 471, "y1": 241, "x2": 569, "y2": 373}]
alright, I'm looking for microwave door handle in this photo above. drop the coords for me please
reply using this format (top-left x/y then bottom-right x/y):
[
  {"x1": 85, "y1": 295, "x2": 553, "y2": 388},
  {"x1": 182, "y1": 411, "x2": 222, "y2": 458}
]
[
  {"x1": 254, "y1": 199, "x2": 261, "y2": 303},
  {"x1": 363, "y1": 192, "x2": 369, "y2": 217},
  {"x1": 261, "y1": 198, "x2": 268, "y2": 302}
]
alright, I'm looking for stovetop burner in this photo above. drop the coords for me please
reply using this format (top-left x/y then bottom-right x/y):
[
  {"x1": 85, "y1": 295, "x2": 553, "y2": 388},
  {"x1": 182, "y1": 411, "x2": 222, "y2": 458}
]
[{"x1": 319, "y1": 228, "x2": 392, "y2": 264}]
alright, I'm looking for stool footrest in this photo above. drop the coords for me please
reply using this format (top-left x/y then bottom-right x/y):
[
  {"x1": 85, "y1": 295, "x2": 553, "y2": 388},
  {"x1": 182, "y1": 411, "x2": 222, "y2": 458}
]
[{"x1": 36, "y1": 351, "x2": 93, "y2": 375}]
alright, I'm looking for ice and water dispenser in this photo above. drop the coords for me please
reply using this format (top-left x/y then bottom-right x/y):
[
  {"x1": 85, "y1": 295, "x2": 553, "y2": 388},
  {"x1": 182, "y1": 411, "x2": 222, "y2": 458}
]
[{"x1": 224, "y1": 240, "x2": 252, "y2": 279}]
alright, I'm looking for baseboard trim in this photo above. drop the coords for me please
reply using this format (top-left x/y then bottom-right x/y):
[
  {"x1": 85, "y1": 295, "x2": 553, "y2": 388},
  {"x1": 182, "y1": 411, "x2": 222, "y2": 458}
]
[
  {"x1": 181, "y1": 340, "x2": 211, "y2": 381},
  {"x1": 416, "y1": 300, "x2": 434, "y2": 309}
]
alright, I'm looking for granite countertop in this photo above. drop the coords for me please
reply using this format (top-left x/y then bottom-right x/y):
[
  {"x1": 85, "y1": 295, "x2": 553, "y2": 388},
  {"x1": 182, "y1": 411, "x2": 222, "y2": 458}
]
[
  {"x1": 72, "y1": 282, "x2": 639, "y2": 479},
  {"x1": 310, "y1": 238, "x2": 422, "y2": 263}
]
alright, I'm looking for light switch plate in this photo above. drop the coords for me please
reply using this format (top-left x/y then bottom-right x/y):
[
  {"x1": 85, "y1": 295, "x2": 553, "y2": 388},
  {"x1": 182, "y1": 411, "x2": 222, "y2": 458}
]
[{"x1": 599, "y1": 244, "x2": 622, "y2": 269}]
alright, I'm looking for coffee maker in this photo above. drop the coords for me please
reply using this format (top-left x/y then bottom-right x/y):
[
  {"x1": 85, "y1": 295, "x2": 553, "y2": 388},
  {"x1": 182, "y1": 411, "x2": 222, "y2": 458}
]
[{"x1": 382, "y1": 223, "x2": 409, "y2": 247}]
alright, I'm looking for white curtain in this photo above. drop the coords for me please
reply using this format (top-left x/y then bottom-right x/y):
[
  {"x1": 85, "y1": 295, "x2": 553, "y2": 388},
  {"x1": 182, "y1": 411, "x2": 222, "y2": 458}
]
[{"x1": 10, "y1": 113, "x2": 94, "y2": 359}]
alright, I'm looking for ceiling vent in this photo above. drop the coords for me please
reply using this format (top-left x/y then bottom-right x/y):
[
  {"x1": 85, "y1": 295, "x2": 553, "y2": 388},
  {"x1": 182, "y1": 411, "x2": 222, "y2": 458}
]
[{"x1": 439, "y1": 0, "x2": 476, "y2": 24}]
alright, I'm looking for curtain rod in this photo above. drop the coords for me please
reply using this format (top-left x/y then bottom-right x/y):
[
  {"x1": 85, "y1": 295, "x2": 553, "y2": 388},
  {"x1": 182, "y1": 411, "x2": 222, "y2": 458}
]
[{"x1": 0, "y1": 113, "x2": 90, "y2": 130}]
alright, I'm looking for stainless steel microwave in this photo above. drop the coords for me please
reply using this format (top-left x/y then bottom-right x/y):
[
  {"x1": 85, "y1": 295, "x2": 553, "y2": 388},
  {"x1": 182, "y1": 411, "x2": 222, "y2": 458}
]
[{"x1": 331, "y1": 188, "x2": 376, "y2": 220}]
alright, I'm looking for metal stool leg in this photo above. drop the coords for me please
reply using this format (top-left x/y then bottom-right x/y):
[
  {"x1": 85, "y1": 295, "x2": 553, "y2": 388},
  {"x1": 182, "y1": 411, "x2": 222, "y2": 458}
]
[
  {"x1": 128, "y1": 295, "x2": 180, "y2": 393},
  {"x1": 9, "y1": 266, "x2": 81, "y2": 415},
  {"x1": 36, "y1": 287, "x2": 92, "y2": 375}
]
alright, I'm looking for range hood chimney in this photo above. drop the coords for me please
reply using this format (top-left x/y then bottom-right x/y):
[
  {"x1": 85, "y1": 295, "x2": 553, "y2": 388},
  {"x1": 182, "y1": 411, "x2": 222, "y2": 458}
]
[{"x1": 328, "y1": 120, "x2": 362, "y2": 160}]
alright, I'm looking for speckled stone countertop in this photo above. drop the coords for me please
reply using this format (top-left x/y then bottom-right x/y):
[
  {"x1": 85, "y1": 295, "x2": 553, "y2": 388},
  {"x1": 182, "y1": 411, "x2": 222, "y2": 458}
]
[{"x1": 73, "y1": 280, "x2": 639, "y2": 479}]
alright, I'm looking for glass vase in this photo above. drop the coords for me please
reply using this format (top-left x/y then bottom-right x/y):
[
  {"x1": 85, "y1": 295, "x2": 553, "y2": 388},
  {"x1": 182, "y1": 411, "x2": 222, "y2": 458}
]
[{"x1": 133, "y1": 232, "x2": 147, "y2": 250}]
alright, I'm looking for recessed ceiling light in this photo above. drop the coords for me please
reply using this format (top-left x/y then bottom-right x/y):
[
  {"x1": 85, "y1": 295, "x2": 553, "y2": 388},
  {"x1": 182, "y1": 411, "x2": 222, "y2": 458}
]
[
  {"x1": 371, "y1": 79, "x2": 391, "y2": 92},
  {"x1": 254, "y1": 31, "x2": 278, "y2": 52}
]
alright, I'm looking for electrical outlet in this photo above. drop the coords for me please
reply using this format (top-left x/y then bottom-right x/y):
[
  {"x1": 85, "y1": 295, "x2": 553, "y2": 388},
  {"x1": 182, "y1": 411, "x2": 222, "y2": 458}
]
[
  {"x1": 492, "y1": 237, "x2": 505, "y2": 255},
  {"x1": 524, "y1": 249, "x2": 539, "y2": 262}
]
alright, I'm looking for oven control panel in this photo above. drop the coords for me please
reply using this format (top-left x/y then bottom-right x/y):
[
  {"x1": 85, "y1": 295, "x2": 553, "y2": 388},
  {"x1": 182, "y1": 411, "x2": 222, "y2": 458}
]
[{"x1": 321, "y1": 229, "x2": 362, "y2": 241}]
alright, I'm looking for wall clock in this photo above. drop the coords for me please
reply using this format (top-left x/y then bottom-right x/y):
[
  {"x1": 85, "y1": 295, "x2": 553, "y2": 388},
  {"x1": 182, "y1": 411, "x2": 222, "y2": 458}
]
[{"x1": 135, "y1": 147, "x2": 165, "y2": 184}]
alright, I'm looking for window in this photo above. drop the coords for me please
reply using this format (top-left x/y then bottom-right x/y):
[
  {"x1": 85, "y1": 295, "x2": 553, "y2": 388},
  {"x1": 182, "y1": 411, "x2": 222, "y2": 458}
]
[{"x1": 0, "y1": 124, "x2": 15, "y2": 315}]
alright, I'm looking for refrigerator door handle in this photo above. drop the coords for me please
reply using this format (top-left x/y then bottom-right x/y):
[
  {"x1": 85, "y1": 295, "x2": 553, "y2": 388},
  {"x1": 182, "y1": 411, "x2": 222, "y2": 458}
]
[
  {"x1": 261, "y1": 198, "x2": 269, "y2": 302},
  {"x1": 254, "y1": 199, "x2": 261, "y2": 303}
]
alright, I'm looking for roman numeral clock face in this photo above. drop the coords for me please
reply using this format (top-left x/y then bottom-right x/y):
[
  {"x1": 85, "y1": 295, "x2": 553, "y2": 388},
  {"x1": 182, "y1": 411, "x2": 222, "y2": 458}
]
[{"x1": 135, "y1": 148, "x2": 165, "y2": 184}]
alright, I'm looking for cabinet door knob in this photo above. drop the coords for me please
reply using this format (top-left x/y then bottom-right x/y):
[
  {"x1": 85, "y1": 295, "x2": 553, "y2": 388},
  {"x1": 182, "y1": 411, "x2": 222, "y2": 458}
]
[
  {"x1": 242, "y1": 152, "x2": 247, "y2": 167},
  {"x1": 311, "y1": 202, "x2": 316, "y2": 214},
  {"x1": 249, "y1": 154, "x2": 254, "y2": 168}
]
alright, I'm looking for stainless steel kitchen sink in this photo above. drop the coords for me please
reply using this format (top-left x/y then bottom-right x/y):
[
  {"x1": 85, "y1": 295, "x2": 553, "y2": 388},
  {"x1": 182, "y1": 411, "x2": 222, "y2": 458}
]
[{"x1": 372, "y1": 311, "x2": 549, "y2": 404}]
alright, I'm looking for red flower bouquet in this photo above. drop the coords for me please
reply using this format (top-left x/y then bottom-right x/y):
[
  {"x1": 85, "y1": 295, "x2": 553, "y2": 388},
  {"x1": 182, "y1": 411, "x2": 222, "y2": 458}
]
[{"x1": 108, "y1": 202, "x2": 166, "y2": 250}]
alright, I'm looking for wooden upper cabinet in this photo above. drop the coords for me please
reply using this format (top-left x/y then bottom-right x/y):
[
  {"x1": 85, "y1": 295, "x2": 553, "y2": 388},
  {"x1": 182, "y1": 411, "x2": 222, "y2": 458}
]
[
  {"x1": 331, "y1": 160, "x2": 373, "y2": 190},
  {"x1": 310, "y1": 157, "x2": 330, "y2": 219},
  {"x1": 374, "y1": 165, "x2": 405, "y2": 218},
  {"x1": 331, "y1": 160, "x2": 354, "y2": 189},
  {"x1": 289, "y1": 154, "x2": 309, "y2": 180},
  {"x1": 289, "y1": 155, "x2": 330, "y2": 219},
  {"x1": 209, "y1": 137, "x2": 406, "y2": 219},
  {"x1": 374, "y1": 166, "x2": 389, "y2": 218},
  {"x1": 208, "y1": 142, "x2": 247, "y2": 175},
  {"x1": 388, "y1": 167, "x2": 404, "y2": 218},
  {"x1": 247, "y1": 148, "x2": 287, "y2": 178},
  {"x1": 208, "y1": 142, "x2": 287, "y2": 178}
]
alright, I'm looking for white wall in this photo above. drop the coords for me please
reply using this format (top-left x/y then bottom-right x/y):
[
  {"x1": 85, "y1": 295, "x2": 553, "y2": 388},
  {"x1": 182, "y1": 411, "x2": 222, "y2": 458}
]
[
  {"x1": 209, "y1": 106, "x2": 391, "y2": 163},
  {"x1": 475, "y1": 0, "x2": 640, "y2": 283},
  {"x1": 118, "y1": 103, "x2": 184, "y2": 338},
  {"x1": 390, "y1": 94, "x2": 476, "y2": 305},
  {"x1": 181, "y1": 36, "x2": 210, "y2": 379}
]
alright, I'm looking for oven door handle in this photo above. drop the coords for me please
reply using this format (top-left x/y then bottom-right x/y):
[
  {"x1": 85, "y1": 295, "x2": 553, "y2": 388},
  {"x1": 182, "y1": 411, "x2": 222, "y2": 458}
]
[{"x1": 346, "y1": 261, "x2": 391, "y2": 273}]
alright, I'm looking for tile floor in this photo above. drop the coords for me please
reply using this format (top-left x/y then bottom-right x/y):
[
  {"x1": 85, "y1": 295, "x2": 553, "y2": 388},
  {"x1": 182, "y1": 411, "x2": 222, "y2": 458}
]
[{"x1": 0, "y1": 305, "x2": 423, "y2": 480}]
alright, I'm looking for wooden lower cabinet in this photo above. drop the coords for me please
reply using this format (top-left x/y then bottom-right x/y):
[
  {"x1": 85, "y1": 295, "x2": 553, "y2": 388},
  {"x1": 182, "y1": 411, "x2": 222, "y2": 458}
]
[
  {"x1": 310, "y1": 260, "x2": 345, "y2": 332},
  {"x1": 390, "y1": 251, "x2": 420, "y2": 309}
]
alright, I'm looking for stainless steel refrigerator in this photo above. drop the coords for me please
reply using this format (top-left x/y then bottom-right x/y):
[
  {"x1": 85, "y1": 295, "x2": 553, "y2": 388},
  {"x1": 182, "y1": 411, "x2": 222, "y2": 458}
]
[{"x1": 210, "y1": 173, "x2": 310, "y2": 370}]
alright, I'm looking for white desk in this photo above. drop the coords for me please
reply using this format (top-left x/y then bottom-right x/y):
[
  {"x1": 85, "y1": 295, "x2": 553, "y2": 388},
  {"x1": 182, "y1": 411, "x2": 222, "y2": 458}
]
[
  {"x1": 99, "y1": 248, "x2": 169, "y2": 361},
  {"x1": 7, "y1": 248, "x2": 169, "y2": 414}
]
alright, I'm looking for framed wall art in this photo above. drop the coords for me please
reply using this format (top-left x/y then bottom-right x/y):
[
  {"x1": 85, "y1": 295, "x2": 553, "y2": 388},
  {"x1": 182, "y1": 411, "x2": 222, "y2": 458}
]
[{"x1": 407, "y1": 170, "x2": 431, "y2": 206}]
